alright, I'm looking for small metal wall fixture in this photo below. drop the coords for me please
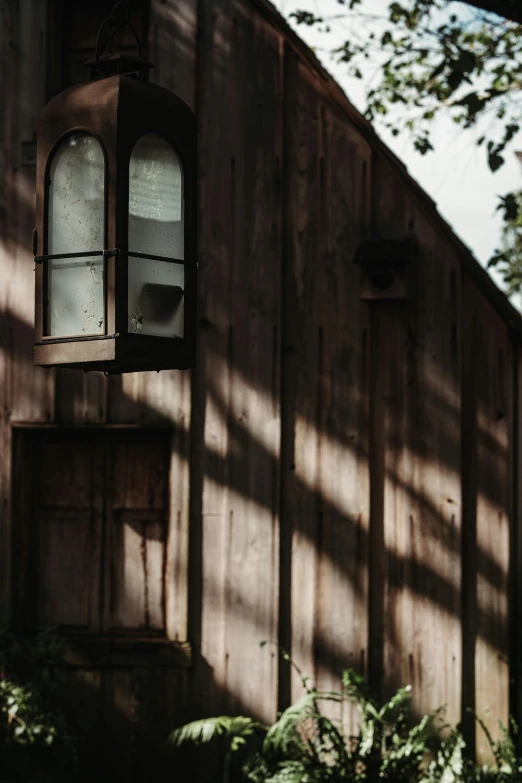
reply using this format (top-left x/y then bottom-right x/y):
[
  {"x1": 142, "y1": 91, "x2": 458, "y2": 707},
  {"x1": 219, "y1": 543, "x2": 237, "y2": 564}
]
[
  {"x1": 354, "y1": 236, "x2": 417, "y2": 300},
  {"x1": 33, "y1": 1, "x2": 196, "y2": 372}
]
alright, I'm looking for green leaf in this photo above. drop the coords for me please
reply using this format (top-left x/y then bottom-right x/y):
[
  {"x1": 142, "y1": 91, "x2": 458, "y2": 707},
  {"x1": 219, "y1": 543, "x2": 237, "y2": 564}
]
[
  {"x1": 289, "y1": 11, "x2": 323, "y2": 26},
  {"x1": 263, "y1": 693, "x2": 318, "y2": 758},
  {"x1": 413, "y1": 136, "x2": 434, "y2": 155},
  {"x1": 488, "y1": 151, "x2": 505, "y2": 172},
  {"x1": 168, "y1": 716, "x2": 267, "y2": 749}
]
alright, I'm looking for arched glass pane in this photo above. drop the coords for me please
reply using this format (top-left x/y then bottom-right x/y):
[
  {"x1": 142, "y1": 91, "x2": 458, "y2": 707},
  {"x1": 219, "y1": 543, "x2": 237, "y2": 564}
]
[
  {"x1": 47, "y1": 133, "x2": 105, "y2": 337},
  {"x1": 128, "y1": 134, "x2": 184, "y2": 338}
]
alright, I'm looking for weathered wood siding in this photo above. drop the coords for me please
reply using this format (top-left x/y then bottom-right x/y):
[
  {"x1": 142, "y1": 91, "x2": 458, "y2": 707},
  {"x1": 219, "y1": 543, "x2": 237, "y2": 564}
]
[
  {"x1": 282, "y1": 51, "x2": 371, "y2": 732},
  {"x1": 370, "y1": 159, "x2": 463, "y2": 726},
  {"x1": 0, "y1": 0, "x2": 519, "y2": 775}
]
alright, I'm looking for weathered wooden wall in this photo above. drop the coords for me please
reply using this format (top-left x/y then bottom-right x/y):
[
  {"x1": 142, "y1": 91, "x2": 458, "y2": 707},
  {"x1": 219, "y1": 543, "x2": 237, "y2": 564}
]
[{"x1": 0, "y1": 0, "x2": 519, "y2": 776}]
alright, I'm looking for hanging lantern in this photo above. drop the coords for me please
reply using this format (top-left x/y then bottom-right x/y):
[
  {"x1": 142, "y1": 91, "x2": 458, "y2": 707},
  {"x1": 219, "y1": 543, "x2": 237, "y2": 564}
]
[{"x1": 33, "y1": 1, "x2": 196, "y2": 372}]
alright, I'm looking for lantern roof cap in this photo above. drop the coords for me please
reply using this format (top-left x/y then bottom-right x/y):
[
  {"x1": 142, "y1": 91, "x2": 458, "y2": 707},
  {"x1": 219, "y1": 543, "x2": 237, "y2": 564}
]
[{"x1": 83, "y1": 52, "x2": 154, "y2": 81}]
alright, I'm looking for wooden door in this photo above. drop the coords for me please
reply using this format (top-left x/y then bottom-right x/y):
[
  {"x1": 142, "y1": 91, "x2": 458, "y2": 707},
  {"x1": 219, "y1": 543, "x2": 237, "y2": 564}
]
[
  {"x1": 12, "y1": 428, "x2": 190, "y2": 780},
  {"x1": 32, "y1": 430, "x2": 169, "y2": 634}
]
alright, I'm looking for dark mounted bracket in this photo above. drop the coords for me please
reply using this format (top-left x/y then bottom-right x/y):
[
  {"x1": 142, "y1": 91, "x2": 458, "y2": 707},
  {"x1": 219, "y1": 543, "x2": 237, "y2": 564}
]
[{"x1": 354, "y1": 236, "x2": 417, "y2": 300}]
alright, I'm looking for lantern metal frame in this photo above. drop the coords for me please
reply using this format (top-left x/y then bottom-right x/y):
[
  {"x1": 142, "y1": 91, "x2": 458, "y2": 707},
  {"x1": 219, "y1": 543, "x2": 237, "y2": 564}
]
[{"x1": 34, "y1": 46, "x2": 197, "y2": 373}]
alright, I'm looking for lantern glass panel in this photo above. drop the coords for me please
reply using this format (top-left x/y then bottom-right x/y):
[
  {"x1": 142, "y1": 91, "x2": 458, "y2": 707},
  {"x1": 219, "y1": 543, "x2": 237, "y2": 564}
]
[
  {"x1": 128, "y1": 134, "x2": 184, "y2": 338},
  {"x1": 46, "y1": 133, "x2": 105, "y2": 337}
]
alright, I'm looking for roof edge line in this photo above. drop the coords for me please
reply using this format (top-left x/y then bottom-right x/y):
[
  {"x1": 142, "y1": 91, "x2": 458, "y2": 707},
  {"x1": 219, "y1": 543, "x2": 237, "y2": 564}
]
[{"x1": 250, "y1": 0, "x2": 522, "y2": 337}]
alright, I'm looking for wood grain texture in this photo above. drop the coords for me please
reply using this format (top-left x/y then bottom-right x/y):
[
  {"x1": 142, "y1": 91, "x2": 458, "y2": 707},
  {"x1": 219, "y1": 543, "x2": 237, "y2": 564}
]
[
  {"x1": 312, "y1": 101, "x2": 371, "y2": 732},
  {"x1": 282, "y1": 51, "x2": 371, "y2": 730},
  {"x1": 0, "y1": 0, "x2": 53, "y2": 621},
  {"x1": 0, "y1": 0, "x2": 15, "y2": 620},
  {"x1": 5, "y1": 0, "x2": 54, "y2": 425},
  {"x1": 372, "y1": 155, "x2": 462, "y2": 724},
  {"x1": 54, "y1": 370, "x2": 107, "y2": 424},
  {"x1": 223, "y1": 3, "x2": 282, "y2": 725},
  {"x1": 511, "y1": 346, "x2": 522, "y2": 740},
  {"x1": 149, "y1": 0, "x2": 198, "y2": 111},
  {"x1": 281, "y1": 50, "x2": 320, "y2": 701},
  {"x1": 192, "y1": 0, "x2": 282, "y2": 724},
  {"x1": 460, "y1": 277, "x2": 512, "y2": 762},
  {"x1": 1, "y1": 0, "x2": 521, "y2": 772},
  {"x1": 474, "y1": 289, "x2": 510, "y2": 761}
]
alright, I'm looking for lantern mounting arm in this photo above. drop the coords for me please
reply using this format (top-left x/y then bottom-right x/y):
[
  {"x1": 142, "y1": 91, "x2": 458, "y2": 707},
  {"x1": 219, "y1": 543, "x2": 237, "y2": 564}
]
[{"x1": 91, "y1": 0, "x2": 149, "y2": 79}]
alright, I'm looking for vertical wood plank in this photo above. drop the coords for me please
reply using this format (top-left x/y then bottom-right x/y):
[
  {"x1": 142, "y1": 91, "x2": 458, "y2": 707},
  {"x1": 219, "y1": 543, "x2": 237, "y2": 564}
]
[
  {"x1": 222, "y1": 5, "x2": 281, "y2": 724},
  {"x1": 188, "y1": 0, "x2": 233, "y2": 721},
  {"x1": 312, "y1": 105, "x2": 371, "y2": 730},
  {"x1": 283, "y1": 52, "x2": 371, "y2": 721},
  {"x1": 54, "y1": 370, "x2": 107, "y2": 424},
  {"x1": 149, "y1": 0, "x2": 198, "y2": 111},
  {"x1": 0, "y1": 0, "x2": 52, "y2": 621},
  {"x1": 0, "y1": 0, "x2": 15, "y2": 621},
  {"x1": 368, "y1": 306, "x2": 387, "y2": 696},
  {"x1": 372, "y1": 157, "x2": 462, "y2": 724},
  {"x1": 461, "y1": 274, "x2": 479, "y2": 751},
  {"x1": 461, "y1": 277, "x2": 511, "y2": 760},
  {"x1": 512, "y1": 345, "x2": 522, "y2": 743},
  {"x1": 282, "y1": 51, "x2": 321, "y2": 701},
  {"x1": 7, "y1": 0, "x2": 53, "y2": 425},
  {"x1": 475, "y1": 296, "x2": 510, "y2": 760},
  {"x1": 192, "y1": 0, "x2": 282, "y2": 724}
]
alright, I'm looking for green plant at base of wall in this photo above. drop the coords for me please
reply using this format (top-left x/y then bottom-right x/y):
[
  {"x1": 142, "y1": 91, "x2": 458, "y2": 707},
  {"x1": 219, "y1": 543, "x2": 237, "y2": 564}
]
[
  {"x1": 0, "y1": 626, "x2": 77, "y2": 783},
  {"x1": 168, "y1": 648, "x2": 522, "y2": 783}
]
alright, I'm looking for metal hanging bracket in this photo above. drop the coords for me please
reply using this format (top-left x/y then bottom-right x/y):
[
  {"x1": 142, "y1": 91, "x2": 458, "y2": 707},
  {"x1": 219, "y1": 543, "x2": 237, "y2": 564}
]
[{"x1": 83, "y1": 0, "x2": 153, "y2": 81}]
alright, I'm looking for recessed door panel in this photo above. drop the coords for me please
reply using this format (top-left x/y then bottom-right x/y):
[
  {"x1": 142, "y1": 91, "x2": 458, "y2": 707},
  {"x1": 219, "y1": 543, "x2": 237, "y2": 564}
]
[{"x1": 28, "y1": 431, "x2": 169, "y2": 633}]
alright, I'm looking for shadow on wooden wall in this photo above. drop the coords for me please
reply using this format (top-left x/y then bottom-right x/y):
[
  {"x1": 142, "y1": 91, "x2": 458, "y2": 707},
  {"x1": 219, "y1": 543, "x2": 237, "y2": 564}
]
[{"x1": 0, "y1": 0, "x2": 515, "y2": 778}]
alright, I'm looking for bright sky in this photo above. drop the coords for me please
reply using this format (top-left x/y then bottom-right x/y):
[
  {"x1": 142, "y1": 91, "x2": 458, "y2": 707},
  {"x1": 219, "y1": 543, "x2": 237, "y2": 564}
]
[{"x1": 271, "y1": 0, "x2": 522, "y2": 302}]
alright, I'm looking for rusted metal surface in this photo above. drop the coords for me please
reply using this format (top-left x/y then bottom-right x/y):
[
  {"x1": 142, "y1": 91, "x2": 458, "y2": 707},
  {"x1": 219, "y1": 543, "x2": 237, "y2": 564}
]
[{"x1": 0, "y1": 0, "x2": 520, "y2": 776}]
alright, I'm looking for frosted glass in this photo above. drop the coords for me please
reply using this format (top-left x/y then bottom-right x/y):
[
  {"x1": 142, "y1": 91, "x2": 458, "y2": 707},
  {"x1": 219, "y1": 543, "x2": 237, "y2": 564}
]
[
  {"x1": 47, "y1": 133, "x2": 105, "y2": 337},
  {"x1": 129, "y1": 134, "x2": 184, "y2": 258},
  {"x1": 128, "y1": 134, "x2": 184, "y2": 337}
]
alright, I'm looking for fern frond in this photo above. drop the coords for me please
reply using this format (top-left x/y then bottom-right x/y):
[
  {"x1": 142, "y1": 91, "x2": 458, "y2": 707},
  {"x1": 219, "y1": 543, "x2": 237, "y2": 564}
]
[
  {"x1": 168, "y1": 716, "x2": 233, "y2": 746},
  {"x1": 168, "y1": 716, "x2": 267, "y2": 749},
  {"x1": 242, "y1": 750, "x2": 271, "y2": 783},
  {"x1": 423, "y1": 728, "x2": 466, "y2": 783},
  {"x1": 379, "y1": 684, "x2": 412, "y2": 724},
  {"x1": 494, "y1": 718, "x2": 517, "y2": 771},
  {"x1": 342, "y1": 668, "x2": 377, "y2": 709},
  {"x1": 265, "y1": 760, "x2": 315, "y2": 783},
  {"x1": 474, "y1": 713, "x2": 496, "y2": 760},
  {"x1": 263, "y1": 693, "x2": 318, "y2": 758}
]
